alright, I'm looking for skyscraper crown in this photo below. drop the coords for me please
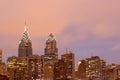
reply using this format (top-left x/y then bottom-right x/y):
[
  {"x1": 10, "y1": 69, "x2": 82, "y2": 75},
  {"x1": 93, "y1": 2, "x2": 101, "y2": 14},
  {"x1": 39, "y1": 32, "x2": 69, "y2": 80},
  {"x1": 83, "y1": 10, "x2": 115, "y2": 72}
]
[
  {"x1": 20, "y1": 24, "x2": 31, "y2": 43},
  {"x1": 47, "y1": 33, "x2": 55, "y2": 42}
]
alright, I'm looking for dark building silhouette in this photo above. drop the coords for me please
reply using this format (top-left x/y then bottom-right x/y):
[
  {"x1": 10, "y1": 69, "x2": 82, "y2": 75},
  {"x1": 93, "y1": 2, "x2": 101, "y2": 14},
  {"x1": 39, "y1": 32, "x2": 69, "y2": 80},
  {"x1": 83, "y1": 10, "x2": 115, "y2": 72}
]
[{"x1": 18, "y1": 25, "x2": 32, "y2": 57}]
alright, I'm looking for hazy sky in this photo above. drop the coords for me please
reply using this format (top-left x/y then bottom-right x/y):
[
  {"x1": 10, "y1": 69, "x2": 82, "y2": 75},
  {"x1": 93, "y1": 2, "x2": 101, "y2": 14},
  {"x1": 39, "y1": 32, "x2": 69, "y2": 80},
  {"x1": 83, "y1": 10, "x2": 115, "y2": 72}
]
[{"x1": 0, "y1": 0, "x2": 120, "y2": 65}]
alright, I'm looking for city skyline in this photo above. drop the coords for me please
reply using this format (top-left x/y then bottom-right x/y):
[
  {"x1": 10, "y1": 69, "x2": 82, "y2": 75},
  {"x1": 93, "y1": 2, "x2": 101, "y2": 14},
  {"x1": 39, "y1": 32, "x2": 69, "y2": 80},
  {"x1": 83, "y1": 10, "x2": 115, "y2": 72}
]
[{"x1": 0, "y1": 0, "x2": 120, "y2": 65}]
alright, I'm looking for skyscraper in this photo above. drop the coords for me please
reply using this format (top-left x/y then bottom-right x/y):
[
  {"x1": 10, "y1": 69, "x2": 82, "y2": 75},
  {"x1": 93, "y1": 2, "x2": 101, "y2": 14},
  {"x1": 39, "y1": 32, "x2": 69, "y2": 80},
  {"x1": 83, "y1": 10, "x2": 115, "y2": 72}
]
[
  {"x1": 44, "y1": 33, "x2": 58, "y2": 59},
  {"x1": 41, "y1": 34, "x2": 58, "y2": 79},
  {"x1": 18, "y1": 24, "x2": 32, "y2": 57}
]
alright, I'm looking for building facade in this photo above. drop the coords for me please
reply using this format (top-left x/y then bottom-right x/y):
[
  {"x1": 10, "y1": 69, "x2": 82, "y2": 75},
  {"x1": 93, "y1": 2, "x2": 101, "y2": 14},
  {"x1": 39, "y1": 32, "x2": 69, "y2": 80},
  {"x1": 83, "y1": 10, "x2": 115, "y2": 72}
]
[
  {"x1": 77, "y1": 60, "x2": 86, "y2": 80},
  {"x1": 106, "y1": 64, "x2": 120, "y2": 80},
  {"x1": 85, "y1": 56, "x2": 106, "y2": 80},
  {"x1": 7, "y1": 56, "x2": 29, "y2": 80},
  {"x1": 61, "y1": 51, "x2": 75, "y2": 80},
  {"x1": 54, "y1": 59, "x2": 67, "y2": 80},
  {"x1": 27, "y1": 55, "x2": 42, "y2": 80}
]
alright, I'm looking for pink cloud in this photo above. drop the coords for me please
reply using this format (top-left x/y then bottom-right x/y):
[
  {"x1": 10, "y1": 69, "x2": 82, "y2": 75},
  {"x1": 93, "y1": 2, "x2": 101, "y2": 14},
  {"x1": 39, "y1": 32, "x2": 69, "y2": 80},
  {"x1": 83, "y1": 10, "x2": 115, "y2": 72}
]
[
  {"x1": 91, "y1": 23, "x2": 119, "y2": 39},
  {"x1": 111, "y1": 44, "x2": 120, "y2": 51}
]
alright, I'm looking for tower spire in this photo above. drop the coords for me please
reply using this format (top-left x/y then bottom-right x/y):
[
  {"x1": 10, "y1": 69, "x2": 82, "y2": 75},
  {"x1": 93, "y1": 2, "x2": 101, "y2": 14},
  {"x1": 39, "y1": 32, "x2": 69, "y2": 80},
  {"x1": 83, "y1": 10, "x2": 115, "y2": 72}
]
[
  {"x1": 24, "y1": 21, "x2": 27, "y2": 31},
  {"x1": 20, "y1": 22, "x2": 31, "y2": 42}
]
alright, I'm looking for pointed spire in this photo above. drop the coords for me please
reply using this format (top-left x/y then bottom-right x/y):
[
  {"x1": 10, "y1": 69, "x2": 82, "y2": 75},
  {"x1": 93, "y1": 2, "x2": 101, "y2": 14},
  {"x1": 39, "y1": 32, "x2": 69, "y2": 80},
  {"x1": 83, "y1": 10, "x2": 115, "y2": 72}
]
[
  {"x1": 24, "y1": 21, "x2": 27, "y2": 31},
  {"x1": 19, "y1": 22, "x2": 31, "y2": 43}
]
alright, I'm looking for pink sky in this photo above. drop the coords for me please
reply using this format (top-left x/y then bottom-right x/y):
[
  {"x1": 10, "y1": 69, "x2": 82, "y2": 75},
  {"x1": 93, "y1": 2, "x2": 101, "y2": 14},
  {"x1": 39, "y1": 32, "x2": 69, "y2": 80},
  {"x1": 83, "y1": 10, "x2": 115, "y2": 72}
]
[{"x1": 0, "y1": 0, "x2": 120, "y2": 64}]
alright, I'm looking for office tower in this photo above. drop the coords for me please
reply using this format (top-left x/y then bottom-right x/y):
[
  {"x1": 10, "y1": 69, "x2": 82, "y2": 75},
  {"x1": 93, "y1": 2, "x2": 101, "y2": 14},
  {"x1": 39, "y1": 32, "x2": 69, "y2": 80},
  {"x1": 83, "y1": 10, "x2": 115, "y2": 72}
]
[
  {"x1": 44, "y1": 33, "x2": 58, "y2": 60},
  {"x1": 7, "y1": 56, "x2": 29, "y2": 80},
  {"x1": 27, "y1": 55, "x2": 42, "y2": 80},
  {"x1": 61, "y1": 51, "x2": 75, "y2": 80},
  {"x1": 41, "y1": 34, "x2": 58, "y2": 80},
  {"x1": 18, "y1": 25, "x2": 32, "y2": 57},
  {"x1": 85, "y1": 56, "x2": 106, "y2": 80}
]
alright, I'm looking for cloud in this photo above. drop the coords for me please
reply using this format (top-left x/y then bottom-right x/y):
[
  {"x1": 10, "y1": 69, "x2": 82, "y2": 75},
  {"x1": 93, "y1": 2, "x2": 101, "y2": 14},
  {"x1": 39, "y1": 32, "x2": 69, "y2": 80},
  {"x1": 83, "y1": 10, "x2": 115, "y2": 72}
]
[
  {"x1": 57, "y1": 21, "x2": 120, "y2": 47},
  {"x1": 91, "y1": 23, "x2": 120, "y2": 39},
  {"x1": 111, "y1": 44, "x2": 120, "y2": 51}
]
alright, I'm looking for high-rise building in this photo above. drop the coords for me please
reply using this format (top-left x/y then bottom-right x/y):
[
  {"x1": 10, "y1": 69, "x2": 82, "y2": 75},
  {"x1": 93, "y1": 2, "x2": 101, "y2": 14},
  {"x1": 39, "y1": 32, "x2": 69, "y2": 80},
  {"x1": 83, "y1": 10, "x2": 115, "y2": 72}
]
[
  {"x1": 7, "y1": 56, "x2": 29, "y2": 80},
  {"x1": 44, "y1": 33, "x2": 58, "y2": 60},
  {"x1": 18, "y1": 25, "x2": 32, "y2": 57},
  {"x1": 85, "y1": 56, "x2": 106, "y2": 80},
  {"x1": 41, "y1": 34, "x2": 58, "y2": 80},
  {"x1": 61, "y1": 51, "x2": 75, "y2": 80},
  {"x1": 27, "y1": 55, "x2": 42, "y2": 80},
  {"x1": 0, "y1": 49, "x2": 2, "y2": 63}
]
